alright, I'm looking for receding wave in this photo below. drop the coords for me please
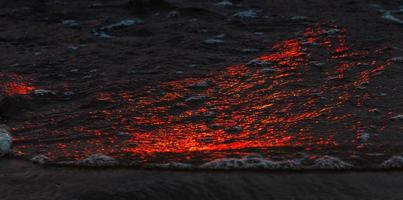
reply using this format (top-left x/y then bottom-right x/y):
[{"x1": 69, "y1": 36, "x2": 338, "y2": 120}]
[
  {"x1": 26, "y1": 153, "x2": 403, "y2": 170},
  {"x1": 1, "y1": 22, "x2": 402, "y2": 170}
]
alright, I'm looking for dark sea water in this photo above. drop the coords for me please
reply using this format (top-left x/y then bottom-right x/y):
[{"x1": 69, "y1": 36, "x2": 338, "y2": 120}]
[{"x1": 1, "y1": 23, "x2": 402, "y2": 169}]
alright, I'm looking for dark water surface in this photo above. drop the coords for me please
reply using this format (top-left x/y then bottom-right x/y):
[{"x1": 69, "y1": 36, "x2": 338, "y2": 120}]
[{"x1": 1, "y1": 23, "x2": 402, "y2": 169}]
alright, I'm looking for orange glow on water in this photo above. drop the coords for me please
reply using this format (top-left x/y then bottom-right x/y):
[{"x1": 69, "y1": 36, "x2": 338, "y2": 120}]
[
  {"x1": 0, "y1": 73, "x2": 35, "y2": 96},
  {"x1": 10, "y1": 24, "x2": 393, "y2": 164},
  {"x1": 3, "y1": 82, "x2": 34, "y2": 95}
]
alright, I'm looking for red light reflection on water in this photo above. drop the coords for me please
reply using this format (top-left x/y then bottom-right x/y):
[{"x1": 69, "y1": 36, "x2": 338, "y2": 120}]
[
  {"x1": 0, "y1": 73, "x2": 35, "y2": 95},
  {"x1": 11, "y1": 24, "x2": 392, "y2": 164}
]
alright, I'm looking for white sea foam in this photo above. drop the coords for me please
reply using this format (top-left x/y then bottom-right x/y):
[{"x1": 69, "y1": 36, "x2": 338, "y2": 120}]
[
  {"x1": 146, "y1": 162, "x2": 195, "y2": 169},
  {"x1": 204, "y1": 39, "x2": 225, "y2": 44},
  {"x1": 199, "y1": 154, "x2": 302, "y2": 170},
  {"x1": 216, "y1": 1, "x2": 233, "y2": 7},
  {"x1": 290, "y1": 15, "x2": 307, "y2": 21},
  {"x1": 60, "y1": 154, "x2": 118, "y2": 167},
  {"x1": 232, "y1": 10, "x2": 257, "y2": 19},
  {"x1": 189, "y1": 80, "x2": 210, "y2": 88},
  {"x1": 0, "y1": 126, "x2": 12, "y2": 158},
  {"x1": 31, "y1": 155, "x2": 50, "y2": 164},
  {"x1": 390, "y1": 114, "x2": 403, "y2": 121},
  {"x1": 382, "y1": 11, "x2": 403, "y2": 24},
  {"x1": 33, "y1": 89, "x2": 56, "y2": 95},
  {"x1": 311, "y1": 155, "x2": 353, "y2": 169},
  {"x1": 185, "y1": 96, "x2": 207, "y2": 102},
  {"x1": 100, "y1": 18, "x2": 144, "y2": 31},
  {"x1": 261, "y1": 67, "x2": 276, "y2": 73},
  {"x1": 380, "y1": 156, "x2": 403, "y2": 168},
  {"x1": 323, "y1": 28, "x2": 341, "y2": 35},
  {"x1": 246, "y1": 59, "x2": 273, "y2": 68},
  {"x1": 359, "y1": 132, "x2": 371, "y2": 143},
  {"x1": 46, "y1": 154, "x2": 403, "y2": 170},
  {"x1": 391, "y1": 56, "x2": 403, "y2": 63}
]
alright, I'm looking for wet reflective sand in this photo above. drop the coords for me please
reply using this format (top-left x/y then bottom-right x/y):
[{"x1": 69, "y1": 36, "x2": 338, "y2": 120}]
[{"x1": 2, "y1": 159, "x2": 403, "y2": 200}]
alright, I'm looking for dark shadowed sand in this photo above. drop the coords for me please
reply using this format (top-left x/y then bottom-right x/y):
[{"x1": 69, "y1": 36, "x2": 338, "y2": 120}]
[{"x1": 1, "y1": 158, "x2": 403, "y2": 200}]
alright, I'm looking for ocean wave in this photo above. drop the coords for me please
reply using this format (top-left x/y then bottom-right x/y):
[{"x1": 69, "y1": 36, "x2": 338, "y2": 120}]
[
  {"x1": 198, "y1": 155, "x2": 354, "y2": 170},
  {"x1": 199, "y1": 154, "x2": 302, "y2": 170},
  {"x1": 31, "y1": 155, "x2": 50, "y2": 164},
  {"x1": 380, "y1": 156, "x2": 403, "y2": 168},
  {"x1": 26, "y1": 153, "x2": 403, "y2": 170},
  {"x1": 0, "y1": 125, "x2": 12, "y2": 158},
  {"x1": 310, "y1": 155, "x2": 353, "y2": 169},
  {"x1": 59, "y1": 154, "x2": 119, "y2": 167},
  {"x1": 49, "y1": 154, "x2": 355, "y2": 170}
]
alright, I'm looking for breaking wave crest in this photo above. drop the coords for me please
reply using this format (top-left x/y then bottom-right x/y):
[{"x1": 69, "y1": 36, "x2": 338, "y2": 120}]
[
  {"x1": 380, "y1": 156, "x2": 403, "y2": 168},
  {"x1": 0, "y1": 125, "x2": 12, "y2": 158},
  {"x1": 198, "y1": 154, "x2": 303, "y2": 170},
  {"x1": 25, "y1": 153, "x2": 403, "y2": 170}
]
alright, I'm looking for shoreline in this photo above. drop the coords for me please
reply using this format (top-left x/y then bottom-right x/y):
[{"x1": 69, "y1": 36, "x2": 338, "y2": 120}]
[
  {"x1": 8, "y1": 152, "x2": 403, "y2": 171},
  {"x1": 2, "y1": 158, "x2": 403, "y2": 200}
]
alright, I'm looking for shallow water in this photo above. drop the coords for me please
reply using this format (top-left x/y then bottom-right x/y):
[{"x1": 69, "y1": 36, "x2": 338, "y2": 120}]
[{"x1": 1, "y1": 23, "x2": 402, "y2": 169}]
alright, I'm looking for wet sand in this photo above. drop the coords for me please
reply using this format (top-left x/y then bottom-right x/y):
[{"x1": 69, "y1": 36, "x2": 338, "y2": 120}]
[{"x1": 1, "y1": 158, "x2": 403, "y2": 200}]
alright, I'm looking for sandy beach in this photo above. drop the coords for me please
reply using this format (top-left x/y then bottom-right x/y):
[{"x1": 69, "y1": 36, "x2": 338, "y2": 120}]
[{"x1": 1, "y1": 158, "x2": 403, "y2": 200}]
